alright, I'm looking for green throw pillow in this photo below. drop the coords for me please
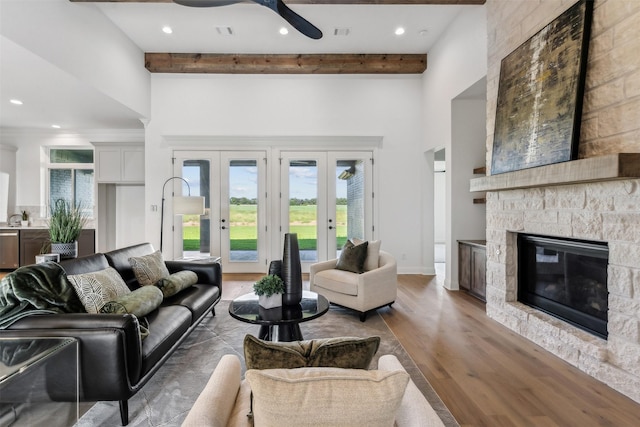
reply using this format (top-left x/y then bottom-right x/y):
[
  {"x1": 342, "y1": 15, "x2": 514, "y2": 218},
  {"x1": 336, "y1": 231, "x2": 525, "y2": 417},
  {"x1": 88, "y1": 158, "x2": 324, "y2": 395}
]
[
  {"x1": 155, "y1": 270, "x2": 198, "y2": 298},
  {"x1": 336, "y1": 240, "x2": 368, "y2": 274},
  {"x1": 244, "y1": 335, "x2": 380, "y2": 370},
  {"x1": 100, "y1": 285, "x2": 163, "y2": 318}
]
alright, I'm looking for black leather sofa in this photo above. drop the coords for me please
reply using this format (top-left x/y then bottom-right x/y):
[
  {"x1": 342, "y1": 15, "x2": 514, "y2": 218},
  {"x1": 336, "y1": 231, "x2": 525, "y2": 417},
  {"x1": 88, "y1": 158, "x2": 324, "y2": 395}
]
[{"x1": 0, "y1": 243, "x2": 222, "y2": 425}]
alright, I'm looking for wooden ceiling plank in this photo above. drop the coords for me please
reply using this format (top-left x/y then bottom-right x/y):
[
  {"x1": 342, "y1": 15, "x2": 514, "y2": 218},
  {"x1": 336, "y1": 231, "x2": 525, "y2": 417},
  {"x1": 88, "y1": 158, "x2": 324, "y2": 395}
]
[{"x1": 145, "y1": 53, "x2": 427, "y2": 74}]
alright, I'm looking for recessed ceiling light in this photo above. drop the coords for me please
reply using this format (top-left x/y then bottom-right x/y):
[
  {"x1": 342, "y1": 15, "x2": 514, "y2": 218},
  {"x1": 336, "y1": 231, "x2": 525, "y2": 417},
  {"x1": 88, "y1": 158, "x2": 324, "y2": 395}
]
[
  {"x1": 10, "y1": 99, "x2": 23, "y2": 105},
  {"x1": 395, "y1": 27, "x2": 405, "y2": 36},
  {"x1": 51, "y1": 124, "x2": 61, "y2": 129},
  {"x1": 162, "y1": 26, "x2": 173, "y2": 34},
  {"x1": 279, "y1": 27, "x2": 289, "y2": 36}
]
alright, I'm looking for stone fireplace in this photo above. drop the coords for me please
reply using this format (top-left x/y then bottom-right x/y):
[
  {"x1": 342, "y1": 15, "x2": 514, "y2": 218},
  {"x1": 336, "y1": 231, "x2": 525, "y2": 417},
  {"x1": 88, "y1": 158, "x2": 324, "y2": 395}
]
[
  {"x1": 471, "y1": 158, "x2": 640, "y2": 403},
  {"x1": 518, "y1": 233, "x2": 609, "y2": 339},
  {"x1": 483, "y1": 0, "x2": 640, "y2": 404}
]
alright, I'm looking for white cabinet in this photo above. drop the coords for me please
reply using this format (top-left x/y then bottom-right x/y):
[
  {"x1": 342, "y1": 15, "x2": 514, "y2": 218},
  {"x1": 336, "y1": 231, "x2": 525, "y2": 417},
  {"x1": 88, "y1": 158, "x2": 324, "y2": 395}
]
[{"x1": 94, "y1": 144, "x2": 144, "y2": 183}]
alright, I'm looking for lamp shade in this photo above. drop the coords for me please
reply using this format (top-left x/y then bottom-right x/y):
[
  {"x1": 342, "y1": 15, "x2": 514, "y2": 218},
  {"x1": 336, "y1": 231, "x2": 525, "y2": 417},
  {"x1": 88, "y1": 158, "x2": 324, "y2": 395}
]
[{"x1": 173, "y1": 196, "x2": 205, "y2": 215}]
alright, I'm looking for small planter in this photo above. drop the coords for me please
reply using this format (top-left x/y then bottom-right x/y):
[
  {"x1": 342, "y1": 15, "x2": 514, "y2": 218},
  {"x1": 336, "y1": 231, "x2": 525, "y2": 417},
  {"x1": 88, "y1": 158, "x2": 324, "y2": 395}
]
[
  {"x1": 51, "y1": 241, "x2": 78, "y2": 259},
  {"x1": 258, "y1": 293, "x2": 282, "y2": 309},
  {"x1": 21, "y1": 220, "x2": 28, "y2": 227}
]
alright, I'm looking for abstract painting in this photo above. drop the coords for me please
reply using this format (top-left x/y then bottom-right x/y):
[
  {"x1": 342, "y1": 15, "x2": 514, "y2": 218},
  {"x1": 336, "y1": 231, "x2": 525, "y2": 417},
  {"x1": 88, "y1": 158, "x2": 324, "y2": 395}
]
[{"x1": 491, "y1": 0, "x2": 593, "y2": 175}]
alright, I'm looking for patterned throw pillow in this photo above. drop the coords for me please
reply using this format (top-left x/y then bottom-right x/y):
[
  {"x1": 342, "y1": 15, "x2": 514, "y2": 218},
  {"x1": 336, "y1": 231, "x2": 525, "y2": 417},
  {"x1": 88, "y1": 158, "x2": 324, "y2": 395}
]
[
  {"x1": 67, "y1": 267, "x2": 131, "y2": 313},
  {"x1": 128, "y1": 250, "x2": 170, "y2": 287}
]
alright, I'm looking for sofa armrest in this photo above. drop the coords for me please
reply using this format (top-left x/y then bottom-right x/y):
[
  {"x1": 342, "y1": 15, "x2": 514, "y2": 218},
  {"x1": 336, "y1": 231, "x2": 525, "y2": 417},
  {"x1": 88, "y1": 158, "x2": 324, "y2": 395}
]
[
  {"x1": 355, "y1": 252, "x2": 397, "y2": 308},
  {"x1": 309, "y1": 258, "x2": 338, "y2": 284},
  {"x1": 181, "y1": 354, "x2": 242, "y2": 427},
  {"x1": 166, "y1": 260, "x2": 222, "y2": 290},
  {"x1": 378, "y1": 355, "x2": 444, "y2": 427},
  {"x1": 1, "y1": 313, "x2": 144, "y2": 400}
]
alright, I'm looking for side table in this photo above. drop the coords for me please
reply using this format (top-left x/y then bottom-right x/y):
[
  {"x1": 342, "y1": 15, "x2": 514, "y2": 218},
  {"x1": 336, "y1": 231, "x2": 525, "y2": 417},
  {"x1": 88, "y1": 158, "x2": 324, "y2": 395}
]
[{"x1": 0, "y1": 337, "x2": 79, "y2": 426}]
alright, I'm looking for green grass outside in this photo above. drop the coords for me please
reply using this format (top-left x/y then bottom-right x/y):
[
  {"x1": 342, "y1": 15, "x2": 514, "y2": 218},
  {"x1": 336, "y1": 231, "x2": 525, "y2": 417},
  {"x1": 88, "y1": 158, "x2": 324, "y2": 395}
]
[{"x1": 183, "y1": 205, "x2": 348, "y2": 251}]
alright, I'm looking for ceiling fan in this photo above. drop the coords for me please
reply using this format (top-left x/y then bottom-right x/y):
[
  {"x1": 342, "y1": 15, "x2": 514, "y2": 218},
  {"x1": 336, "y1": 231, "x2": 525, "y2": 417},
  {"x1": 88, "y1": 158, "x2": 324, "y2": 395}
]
[{"x1": 173, "y1": 0, "x2": 323, "y2": 40}]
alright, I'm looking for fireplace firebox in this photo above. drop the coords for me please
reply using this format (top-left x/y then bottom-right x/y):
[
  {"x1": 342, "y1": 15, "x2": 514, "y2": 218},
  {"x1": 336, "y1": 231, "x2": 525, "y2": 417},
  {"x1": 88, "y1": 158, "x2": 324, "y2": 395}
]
[{"x1": 518, "y1": 234, "x2": 608, "y2": 339}]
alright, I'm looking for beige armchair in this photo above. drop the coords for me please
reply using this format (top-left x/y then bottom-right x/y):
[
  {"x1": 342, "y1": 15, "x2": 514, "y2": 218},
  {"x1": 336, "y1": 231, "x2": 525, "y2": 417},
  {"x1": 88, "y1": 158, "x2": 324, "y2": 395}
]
[{"x1": 310, "y1": 250, "x2": 397, "y2": 321}]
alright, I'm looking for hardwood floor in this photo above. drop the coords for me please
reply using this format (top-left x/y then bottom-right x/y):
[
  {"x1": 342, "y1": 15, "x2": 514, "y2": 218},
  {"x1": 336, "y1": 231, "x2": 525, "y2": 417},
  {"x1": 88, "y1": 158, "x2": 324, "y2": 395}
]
[{"x1": 379, "y1": 272, "x2": 640, "y2": 427}]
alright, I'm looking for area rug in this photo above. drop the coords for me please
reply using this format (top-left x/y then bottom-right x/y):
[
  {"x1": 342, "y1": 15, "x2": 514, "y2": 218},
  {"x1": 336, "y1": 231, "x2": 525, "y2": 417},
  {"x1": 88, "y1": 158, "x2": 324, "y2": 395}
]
[{"x1": 76, "y1": 301, "x2": 459, "y2": 427}]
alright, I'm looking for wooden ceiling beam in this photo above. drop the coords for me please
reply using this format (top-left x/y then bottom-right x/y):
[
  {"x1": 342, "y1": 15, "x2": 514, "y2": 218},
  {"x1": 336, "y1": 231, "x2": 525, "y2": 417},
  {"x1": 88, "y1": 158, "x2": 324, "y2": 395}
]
[
  {"x1": 71, "y1": 1, "x2": 485, "y2": 5},
  {"x1": 145, "y1": 53, "x2": 427, "y2": 74}
]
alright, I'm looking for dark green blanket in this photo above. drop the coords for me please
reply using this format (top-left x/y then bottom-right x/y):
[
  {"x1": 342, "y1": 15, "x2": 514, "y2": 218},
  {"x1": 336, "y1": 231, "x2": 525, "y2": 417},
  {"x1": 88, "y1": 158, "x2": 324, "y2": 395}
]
[{"x1": 0, "y1": 262, "x2": 85, "y2": 329}]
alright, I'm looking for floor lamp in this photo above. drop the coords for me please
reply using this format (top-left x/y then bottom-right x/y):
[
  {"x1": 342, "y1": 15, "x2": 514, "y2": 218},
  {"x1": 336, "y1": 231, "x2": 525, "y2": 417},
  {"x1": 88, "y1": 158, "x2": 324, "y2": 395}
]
[{"x1": 160, "y1": 177, "x2": 205, "y2": 253}]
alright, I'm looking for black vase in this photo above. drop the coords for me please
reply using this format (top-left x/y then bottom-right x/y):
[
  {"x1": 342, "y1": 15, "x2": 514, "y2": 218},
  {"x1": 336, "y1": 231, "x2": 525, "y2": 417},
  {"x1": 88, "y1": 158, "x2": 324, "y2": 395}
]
[{"x1": 281, "y1": 233, "x2": 303, "y2": 305}]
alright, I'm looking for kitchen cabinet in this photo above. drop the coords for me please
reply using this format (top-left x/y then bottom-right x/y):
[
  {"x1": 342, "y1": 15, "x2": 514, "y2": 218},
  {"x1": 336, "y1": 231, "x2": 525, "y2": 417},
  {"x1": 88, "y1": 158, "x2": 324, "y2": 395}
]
[
  {"x1": 458, "y1": 240, "x2": 486, "y2": 301},
  {"x1": 18, "y1": 229, "x2": 95, "y2": 267},
  {"x1": 94, "y1": 143, "x2": 144, "y2": 183}
]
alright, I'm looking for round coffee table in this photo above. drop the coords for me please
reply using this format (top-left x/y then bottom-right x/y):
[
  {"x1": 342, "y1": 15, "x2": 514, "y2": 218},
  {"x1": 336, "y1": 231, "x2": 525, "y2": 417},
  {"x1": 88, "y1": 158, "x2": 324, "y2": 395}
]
[{"x1": 228, "y1": 290, "x2": 329, "y2": 342}]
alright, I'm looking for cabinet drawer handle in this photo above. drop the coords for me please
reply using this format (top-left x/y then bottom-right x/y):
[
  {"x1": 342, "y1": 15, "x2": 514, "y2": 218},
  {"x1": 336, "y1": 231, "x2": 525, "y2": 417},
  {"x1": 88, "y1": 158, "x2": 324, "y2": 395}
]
[{"x1": 0, "y1": 232, "x2": 19, "y2": 236}]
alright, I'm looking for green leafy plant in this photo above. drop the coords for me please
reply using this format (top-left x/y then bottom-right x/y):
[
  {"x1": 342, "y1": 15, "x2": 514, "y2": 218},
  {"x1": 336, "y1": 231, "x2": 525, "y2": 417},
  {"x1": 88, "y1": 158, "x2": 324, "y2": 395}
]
[
  {"x1": 48, "y1": 199, "x2": 88, "y2": 243},
  {"x1": 21, "y1": 210, "x2": 28, "y2": 221},
  {"x1": 253, "y1": 274, "x2": 285, "y2": 297}
]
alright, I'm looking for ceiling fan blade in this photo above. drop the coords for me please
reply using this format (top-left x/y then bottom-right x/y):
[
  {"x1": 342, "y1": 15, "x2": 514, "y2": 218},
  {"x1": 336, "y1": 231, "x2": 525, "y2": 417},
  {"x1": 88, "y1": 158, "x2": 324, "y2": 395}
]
[
  {"x1": 254, "y1": 0, "x2": 323, "y2": 40},
  {"x1": 174, "y1": 0, "x2": 241, "y2": 7}
]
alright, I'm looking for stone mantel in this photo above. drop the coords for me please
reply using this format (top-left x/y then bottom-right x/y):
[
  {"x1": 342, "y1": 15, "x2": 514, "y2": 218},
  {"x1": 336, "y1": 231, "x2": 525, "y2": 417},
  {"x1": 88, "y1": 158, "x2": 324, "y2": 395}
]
[{"x1": 470, "y1": 153, "x2": 640, "y2": 192}]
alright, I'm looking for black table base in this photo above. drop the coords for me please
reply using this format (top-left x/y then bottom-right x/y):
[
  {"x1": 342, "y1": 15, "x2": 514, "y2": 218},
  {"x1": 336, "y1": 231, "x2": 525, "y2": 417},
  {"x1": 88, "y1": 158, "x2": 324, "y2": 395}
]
[{"x1": 258, "y1": 323, "x2": 303, "y2": 342}]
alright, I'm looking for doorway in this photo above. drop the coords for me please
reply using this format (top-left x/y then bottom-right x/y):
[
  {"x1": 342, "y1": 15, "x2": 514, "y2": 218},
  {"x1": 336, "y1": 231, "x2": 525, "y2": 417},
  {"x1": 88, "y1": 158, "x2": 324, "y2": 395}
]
[
  {"x1": 173, "y1": 150, "x2": 267, "y2": 273},
  {"x1": 279, "y1": 151, "x2": 373, "y2": 271}
]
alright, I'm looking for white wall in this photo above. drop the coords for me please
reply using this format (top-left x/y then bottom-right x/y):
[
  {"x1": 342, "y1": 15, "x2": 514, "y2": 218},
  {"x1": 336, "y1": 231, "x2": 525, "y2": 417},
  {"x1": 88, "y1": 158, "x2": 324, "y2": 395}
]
[
  {"x1": 144, "y1": 74, "x2": 425, "y2": 272},
  {"x1": 0, "y1": 0, "x2": 150, "y2": 118},
  {"x1": 449, "y1": 97, "x2": 487, "y2": 289},
  {"x1": 421, "y1": 6, "x2": 487, "y2": 282}
]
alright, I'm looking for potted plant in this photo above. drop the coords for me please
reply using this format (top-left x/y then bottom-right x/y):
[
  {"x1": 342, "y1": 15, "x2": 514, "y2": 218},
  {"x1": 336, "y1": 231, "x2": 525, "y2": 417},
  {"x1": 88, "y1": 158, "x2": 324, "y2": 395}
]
[
  {"x1": 253, "y1": 274, "x2": 285, "y2": 309},
  {"x1": 48, "y1": 199, "x2": 88, "y2": 259},
  {"x1": 21, "y1": 210, "x2": 29, "y2": 227}
]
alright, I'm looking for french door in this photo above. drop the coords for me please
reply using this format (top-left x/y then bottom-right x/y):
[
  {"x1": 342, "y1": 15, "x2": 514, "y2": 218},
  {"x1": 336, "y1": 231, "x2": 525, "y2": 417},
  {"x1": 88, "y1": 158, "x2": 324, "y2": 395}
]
[
  {"x1": 173, "y1": 151, "x2": 267, "y2": 273},
  {"x1": 279, "y1": 151, "x2": 373, "y2": 271}
]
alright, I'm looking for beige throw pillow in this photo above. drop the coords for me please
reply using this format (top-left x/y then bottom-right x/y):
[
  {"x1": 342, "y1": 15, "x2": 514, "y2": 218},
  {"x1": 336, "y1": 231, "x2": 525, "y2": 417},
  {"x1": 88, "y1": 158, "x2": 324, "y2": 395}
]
[
  {"x1": 128, "y1": 250, "x2": 170, "y2": 286},
  {"x1": 246, "y1": 367, "x2": 409, "y2": 427},
  {"x1": 353, "y1": 238, "x2": 382, "y2": 271},
  {"x1": 68, "y1": 267, "x2": 131, "y2": 313}
]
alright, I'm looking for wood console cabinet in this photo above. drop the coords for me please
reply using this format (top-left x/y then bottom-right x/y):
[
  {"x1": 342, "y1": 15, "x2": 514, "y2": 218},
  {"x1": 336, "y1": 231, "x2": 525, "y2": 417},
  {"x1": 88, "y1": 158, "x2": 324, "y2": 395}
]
[
  {"x1": 458, "y1": 240, "x2": 486, "y2": 301},
  {"x1": 19, "y1": 229, "x2": 95, "y2": 266}
]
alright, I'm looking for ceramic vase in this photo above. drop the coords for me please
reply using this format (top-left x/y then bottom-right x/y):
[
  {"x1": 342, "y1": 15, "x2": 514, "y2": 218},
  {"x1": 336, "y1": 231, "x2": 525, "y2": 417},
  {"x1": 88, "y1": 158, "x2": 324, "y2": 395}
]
[
  {"x1": 51, "y1": 241, "x2": 78, "y2": 259},
  {"x1": 281, "y1": 233, "x2": 303, "y2": 305}
]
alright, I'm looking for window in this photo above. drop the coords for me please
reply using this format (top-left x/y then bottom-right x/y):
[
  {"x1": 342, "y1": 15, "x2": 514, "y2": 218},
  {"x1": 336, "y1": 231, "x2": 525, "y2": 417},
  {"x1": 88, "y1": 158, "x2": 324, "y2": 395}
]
[{"x1": 48, "y1": 148, "x2": 94, "y2": 217}]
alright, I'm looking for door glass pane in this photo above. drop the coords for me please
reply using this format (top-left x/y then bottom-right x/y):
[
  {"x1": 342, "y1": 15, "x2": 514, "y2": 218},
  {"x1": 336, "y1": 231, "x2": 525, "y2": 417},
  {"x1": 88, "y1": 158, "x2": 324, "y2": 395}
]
[
  {"x1": 182, "y1": 160, "x2": 210, "y2": 258},
  {"x1": 74, "y1": 169, "x2": 94, "y2": 217},
  {"x1": 229, "y1": 160, "x2": 258, "y2": 262},
  {"x1": 336, "y1": 160, "x2": 365, "y2": 258},
  {"x1": 289, "y1": 160, "x2": 318, "y2": 262}
]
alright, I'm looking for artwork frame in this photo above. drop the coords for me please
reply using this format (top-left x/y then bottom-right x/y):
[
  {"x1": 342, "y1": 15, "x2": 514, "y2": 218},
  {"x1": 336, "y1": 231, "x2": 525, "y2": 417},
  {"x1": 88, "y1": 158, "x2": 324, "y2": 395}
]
[{"x1": 490, "y1": 0, "x2": 593, "y2": 175}]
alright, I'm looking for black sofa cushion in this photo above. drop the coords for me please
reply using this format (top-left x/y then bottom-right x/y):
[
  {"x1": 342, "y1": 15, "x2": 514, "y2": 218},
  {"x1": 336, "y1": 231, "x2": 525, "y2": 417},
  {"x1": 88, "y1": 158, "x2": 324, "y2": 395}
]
[{"x1": 140, "y1": 305, "x2": 192, "y2": 376}]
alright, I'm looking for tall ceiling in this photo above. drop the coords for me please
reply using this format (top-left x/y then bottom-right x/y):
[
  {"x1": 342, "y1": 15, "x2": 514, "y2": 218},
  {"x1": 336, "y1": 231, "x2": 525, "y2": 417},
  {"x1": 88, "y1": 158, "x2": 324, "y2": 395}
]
[{"x1": 0, "y1": 0, "x2": 484, "y2": 131}]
